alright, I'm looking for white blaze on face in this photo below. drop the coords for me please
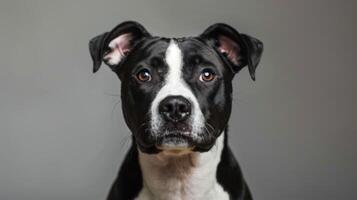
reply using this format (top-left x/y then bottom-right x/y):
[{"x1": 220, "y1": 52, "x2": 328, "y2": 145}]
[{"x1": 150, "y1": 40, "x2": 205, "y2": 136}]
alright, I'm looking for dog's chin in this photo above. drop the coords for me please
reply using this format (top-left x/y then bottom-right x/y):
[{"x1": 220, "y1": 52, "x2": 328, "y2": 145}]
[
  {"x1": 136, "y1": 129, "x2": 218, "y2": 155},
  {"x1": 155, "y1": 133, "x2": 195, "y2": 155},
  {"x1": 136, "y1": 136, "x2": 194, "y2": 155}
]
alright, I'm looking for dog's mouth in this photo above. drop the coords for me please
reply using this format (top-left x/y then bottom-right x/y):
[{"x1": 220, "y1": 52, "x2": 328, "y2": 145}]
[
  {"x1": 136, "y1": 126, "x2": 197, "y2": 154},
  {"x1": 136, "y1": 122, "x2": 217, "y2": 154},
  {"x1": 155, "y1": 131, "x2": 196, "y2": 153},
  {"x1": 154, "y1": 122, "x2": 194, "y2": 145}
]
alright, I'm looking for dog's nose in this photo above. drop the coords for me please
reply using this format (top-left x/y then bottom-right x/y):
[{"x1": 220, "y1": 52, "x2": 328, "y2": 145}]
[{"x1": 159, "y1": 95, "x2": 191, "y2": 123}]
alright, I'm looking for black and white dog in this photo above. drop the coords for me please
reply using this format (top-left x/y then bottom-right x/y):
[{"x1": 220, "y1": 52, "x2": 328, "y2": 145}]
[{"x1": 89, "y1": 21, "x2": 263, "y2": 200}]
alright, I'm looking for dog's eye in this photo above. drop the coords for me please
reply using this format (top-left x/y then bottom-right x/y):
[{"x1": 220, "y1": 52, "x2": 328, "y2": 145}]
[
  {"x1": 136, "y1": 69, "x2": 152, "y2": 82},
  {"x1": 199, "y1": 69, "x2": 216, "y2": 82}
]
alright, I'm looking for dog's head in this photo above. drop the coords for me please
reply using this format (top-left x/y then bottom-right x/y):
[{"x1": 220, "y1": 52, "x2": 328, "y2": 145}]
[{"x1": 89, "y1": 21, "x2": 263, "y2": 154}]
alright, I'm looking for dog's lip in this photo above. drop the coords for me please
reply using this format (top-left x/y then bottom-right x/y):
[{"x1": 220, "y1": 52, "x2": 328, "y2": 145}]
[
  {"x1": 156, "y1": 144, "x2": 195, "y2": 155},
  {"x1": 162, "y1": 131, "x2": 191, "y2": 138},
  {"x1": 155, "y1": 131, "x2": 196, "y2": 153},
  {"x1": 156, "y1": 146, "x2": 195, "y2": 156},
  {"x1": 156, "y1": 144, "x2": 194, "y2": 150}
]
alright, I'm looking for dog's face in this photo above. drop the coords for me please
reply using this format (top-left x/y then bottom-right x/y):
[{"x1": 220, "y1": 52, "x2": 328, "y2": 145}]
[{"x1": 89, "y1": 21, "x2": 263, "y2": 154}]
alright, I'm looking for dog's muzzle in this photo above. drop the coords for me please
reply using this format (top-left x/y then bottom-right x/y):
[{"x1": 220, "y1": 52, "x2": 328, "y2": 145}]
[
  {"x1": 149, "y1": 95, "x2": 194, "y2": 151},
  {"x1": 138, "y1": 95, "x2": 212, "y2": 154}
]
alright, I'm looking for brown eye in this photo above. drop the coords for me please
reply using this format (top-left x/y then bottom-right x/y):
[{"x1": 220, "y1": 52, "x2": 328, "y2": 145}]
[
  {"x1": 136, "y1": 69, "x2": 152, "y2": 82},
  {"x1": 199, "y1": 69, "x2": 216, "y2": 82}
]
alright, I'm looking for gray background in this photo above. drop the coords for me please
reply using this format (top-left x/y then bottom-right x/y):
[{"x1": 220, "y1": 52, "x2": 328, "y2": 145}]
[{"x1": 1, "y1": 0, "x2": 356, "y2": 200}]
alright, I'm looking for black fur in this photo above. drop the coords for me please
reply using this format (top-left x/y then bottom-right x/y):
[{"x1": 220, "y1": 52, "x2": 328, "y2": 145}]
[
  {"x1": 107, "y1": 140, "x2": 143, "y2": 200},
  {"x1": 216, "y1": 129, "x2": 253, "y2": 200}
]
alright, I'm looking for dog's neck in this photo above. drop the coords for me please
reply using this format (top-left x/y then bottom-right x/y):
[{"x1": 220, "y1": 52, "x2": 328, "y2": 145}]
[{"x1": 135, "y1": 133, "x2": 229, "y2": 200}]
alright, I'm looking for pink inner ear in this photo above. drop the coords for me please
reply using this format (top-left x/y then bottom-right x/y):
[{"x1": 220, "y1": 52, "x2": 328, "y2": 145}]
[
  {"x1": 218, "y1": 35, "x2": 240, "y2": 65},
  {"x1": 103, "y1": 33, "x2": 133, "y2": 65}
]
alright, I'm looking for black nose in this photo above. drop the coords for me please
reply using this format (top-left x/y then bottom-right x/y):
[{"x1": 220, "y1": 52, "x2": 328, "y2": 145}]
[{"x1": 159, "y1": 96, "x2": 191, "y2": 123}]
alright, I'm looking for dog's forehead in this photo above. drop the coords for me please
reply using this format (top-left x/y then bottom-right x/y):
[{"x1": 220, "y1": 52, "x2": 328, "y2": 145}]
[
  {"x1": 166, "y1": 37, "x2": 215, "y2": 55},
  {"x1": 138, "y1": 37, "x2": 220, "y2": 65},
  {"x1": 138, "y1": 38, "x2": 170, "y2": 56},
  {"x1": 141, "y1": 37, "x2": 211, "y2": 52}
]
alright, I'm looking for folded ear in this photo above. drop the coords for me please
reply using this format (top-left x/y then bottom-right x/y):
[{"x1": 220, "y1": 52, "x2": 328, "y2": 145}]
[
  {"x1": 89, "y1": 21, "x2": 151, "y2": 73},
  {"x1": 200, "y1": 23, "x2": 263, "y2": 80}
]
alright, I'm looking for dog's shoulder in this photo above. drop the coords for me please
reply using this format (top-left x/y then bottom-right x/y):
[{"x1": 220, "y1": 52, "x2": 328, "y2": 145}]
[
  {"x1": 216, "y1": 130, "x2": 253, "y2": 200},
  {"x1": 107, "y1": 144, "x2": 143, "y2": 200}
]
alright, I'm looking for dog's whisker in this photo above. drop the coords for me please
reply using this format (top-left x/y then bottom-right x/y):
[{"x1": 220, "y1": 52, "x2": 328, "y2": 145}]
[
  {"x1": 111, "y1": 99, "x2": 121, "y2": 119},
  {"x1": 104, "y1": 92, "x2": 121, "y2": 97},
  {"x1": 139, "y1": 122, "x2": 147, "y2": 128},
  {"x1": 205, "y1": 122, "x2": 216, "y2": 134},
  {"x1": 118, "y1": 132, "x2": 131, "y2": 152}
]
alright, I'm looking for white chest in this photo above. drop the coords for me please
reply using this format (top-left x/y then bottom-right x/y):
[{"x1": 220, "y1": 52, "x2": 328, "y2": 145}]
[
  {"x1": 135, "y1": 134, "x2": 228, "y2": 200},
  {"x1": 135, "y1": 182, "x2": 229, "y2": 200}
]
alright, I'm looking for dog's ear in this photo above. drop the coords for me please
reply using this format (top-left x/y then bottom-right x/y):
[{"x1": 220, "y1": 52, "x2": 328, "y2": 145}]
[
  {"x1": 89, "y1": 21, "x2": 151, "y2": 73},
  {"x1": 200, "y1": 23, "x2": 263, "y2": 80}
]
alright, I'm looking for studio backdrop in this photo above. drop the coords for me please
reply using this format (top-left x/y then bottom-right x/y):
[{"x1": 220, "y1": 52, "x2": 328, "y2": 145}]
[{"x1": 0, "y1": 0, "x2": 356, "y2": 200}]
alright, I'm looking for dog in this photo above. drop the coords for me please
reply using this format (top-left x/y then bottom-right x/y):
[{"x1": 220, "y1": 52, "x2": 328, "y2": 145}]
[{"x1": 89, "y1": 21, "x2": 263, "y2": 200}]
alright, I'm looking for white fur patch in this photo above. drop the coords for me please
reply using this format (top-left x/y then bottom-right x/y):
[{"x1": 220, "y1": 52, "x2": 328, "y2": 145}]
[
  {"x1": 135, "y1": 133, "x2": 228, "y2": 200},
  {"x1": 150, "y1": 40, "x2": 205, "y2": 137}
]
